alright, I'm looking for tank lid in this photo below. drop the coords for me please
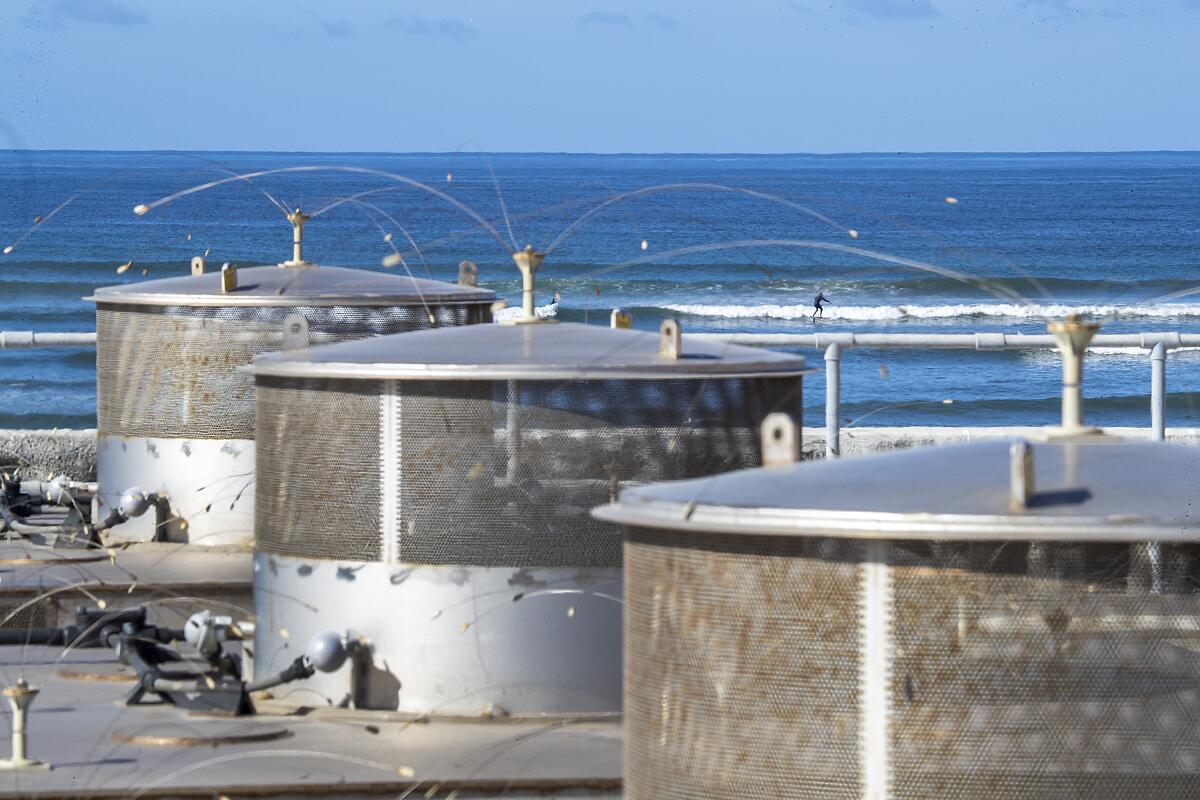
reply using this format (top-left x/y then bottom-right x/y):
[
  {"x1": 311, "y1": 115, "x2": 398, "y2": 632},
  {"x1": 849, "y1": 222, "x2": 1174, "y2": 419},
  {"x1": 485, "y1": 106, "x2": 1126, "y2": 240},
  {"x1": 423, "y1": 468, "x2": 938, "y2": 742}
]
[
  {"x1": 249, "y1": 321, "x2": 812, "y2": 380},
  {"x1": 88, "y1": 265, "x2": 497, "y2": 308},
  {"x1": 593, "y1": 438, "x2": 1200, "y2": 541}
]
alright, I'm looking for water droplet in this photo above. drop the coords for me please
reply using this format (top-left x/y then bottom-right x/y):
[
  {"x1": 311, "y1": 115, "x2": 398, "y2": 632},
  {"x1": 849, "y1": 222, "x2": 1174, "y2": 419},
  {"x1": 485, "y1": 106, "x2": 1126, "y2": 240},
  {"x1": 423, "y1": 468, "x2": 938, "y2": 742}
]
[
  {"x1": 116, "y1": 261, "x2": 133, "y2": 274},
  {"x1": 133, "y1": 204, "x2": 149, "y2": 216},
  {"x1": 280, "y1": 627, "x2": 290, "y2": 639},
  {"x1": 640, "y1": 239, "x2": 648, "y2": 250},
  {"x1": 567, "y1": 606, "x2": 576, "y2": 618},
  {"x1": 848, "y1": 229, "x2": 859, "y2": 239},
  {"x1": 33, "y1": 215, "x2": 43, "y2": 224},
  {"x1": 430, "y1": 609, "x2": 442, "y2": 620},
  {"x1": 2, "y1": 246, "x2": 12, "y2": 254},
  {"x1": 384, "y1": 233, "x2": 393, "y2": 242},
  {"x1": 945, "y1": 196, "x2": 959, "y2": 204},
  {"x1": 446, "y1": 172, "x2": 453, "y2": 182},
  {"x1": 382, "y1": 253, "x2": 403, "y2": 268},
  {"x1": 186, "y1": 232, "x2": 192, "y2": 240},
  {"x1": 398, "y1": 765, "x2": 416, "y2": 778},
  {"x1": 97, "y1": 599, "x2": 108, "y2": 609},
  {"x1": 460, "y1": 622, "x2": 471, "y2": 633}
]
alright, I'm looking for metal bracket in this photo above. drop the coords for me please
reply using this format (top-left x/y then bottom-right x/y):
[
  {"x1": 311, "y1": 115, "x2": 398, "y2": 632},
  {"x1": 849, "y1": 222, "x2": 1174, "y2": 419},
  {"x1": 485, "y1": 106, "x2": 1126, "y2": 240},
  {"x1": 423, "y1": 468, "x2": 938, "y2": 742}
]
[
  {"x1": 282, "y1": 314, "x2": 309, "y2": 351},
  {"x1": 458, "y1": 260, "x2": 478, "y2": 287},
  {"x1": 761, "y1": 413, "x2": 800, "y2": 466},
  {"x1": 659, "y1": 319, "x2": 681, "y2": 359},
  {"x1": 220, "y1": 263, "x2": 238, "y2": 293},
  {"x1": 1009, "y1": 440, "x2": 1034, "y2": 511},
  {"x1": 191, "y1": 256, "x2": 206, "y2": 276}
]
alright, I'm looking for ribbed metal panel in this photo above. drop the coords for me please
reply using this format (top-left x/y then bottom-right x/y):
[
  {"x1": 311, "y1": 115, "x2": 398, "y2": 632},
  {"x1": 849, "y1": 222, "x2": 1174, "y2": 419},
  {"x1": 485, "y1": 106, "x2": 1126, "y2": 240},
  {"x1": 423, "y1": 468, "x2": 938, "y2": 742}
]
[
  {"x1": 624, "y1": 530, "x2": 1200, "y2": 799},
  {"x1": 254, "y1": 375, "x2": 803, "y2": 567},
  {"x1": 97, "y1": 302, "x2": 490, "y2": 440}
]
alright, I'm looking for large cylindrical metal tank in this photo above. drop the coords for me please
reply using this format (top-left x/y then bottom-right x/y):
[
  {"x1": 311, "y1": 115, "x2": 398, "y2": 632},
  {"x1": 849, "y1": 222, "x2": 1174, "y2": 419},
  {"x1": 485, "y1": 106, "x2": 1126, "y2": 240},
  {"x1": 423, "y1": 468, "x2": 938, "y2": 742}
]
[
  {"x1": 596, "y1": 437, "x2": 1200, "y2": 800},
  {"x1": 249, "y1": 321, "x2": 810, "y2": 716},
  {"x1": 90, "y1": 263, "x2": 495, "y2": 546}
]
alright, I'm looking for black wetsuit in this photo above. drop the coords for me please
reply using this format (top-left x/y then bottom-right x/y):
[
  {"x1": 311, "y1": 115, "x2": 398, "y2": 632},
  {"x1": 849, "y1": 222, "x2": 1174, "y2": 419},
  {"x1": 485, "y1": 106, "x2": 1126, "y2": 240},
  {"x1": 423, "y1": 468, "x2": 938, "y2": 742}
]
[{"x1": 812, "y1": 292, "x2": 831, "y2": 319}]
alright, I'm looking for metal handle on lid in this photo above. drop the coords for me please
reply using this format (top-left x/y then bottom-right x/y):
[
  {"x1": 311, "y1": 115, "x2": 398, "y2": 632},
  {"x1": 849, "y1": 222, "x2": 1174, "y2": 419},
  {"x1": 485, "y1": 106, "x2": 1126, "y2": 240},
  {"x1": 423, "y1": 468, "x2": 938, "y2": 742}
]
[
  {"x1": 659, "y1": 319, "x2": 681, "y2": 359},
  {"x1": 761, "y1": 413, "x2": 800, "y2": 466}
]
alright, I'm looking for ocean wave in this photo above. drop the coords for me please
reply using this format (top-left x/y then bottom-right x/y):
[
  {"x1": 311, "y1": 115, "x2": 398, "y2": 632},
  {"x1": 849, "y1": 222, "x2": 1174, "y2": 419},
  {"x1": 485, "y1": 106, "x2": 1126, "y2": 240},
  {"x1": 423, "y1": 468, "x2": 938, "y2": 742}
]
[{"x1": 660, "y1": 302, "x2": 1200, "y2": 322}]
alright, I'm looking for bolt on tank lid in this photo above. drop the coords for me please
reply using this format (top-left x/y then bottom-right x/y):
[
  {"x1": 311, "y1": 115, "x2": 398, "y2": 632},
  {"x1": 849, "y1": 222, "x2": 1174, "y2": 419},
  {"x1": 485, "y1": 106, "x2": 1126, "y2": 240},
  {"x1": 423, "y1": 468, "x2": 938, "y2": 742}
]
[
  {"x1": 593, "y1": 437, "x2": 1200, "y2": 542},
  {"x1": 88, "y1": 264, "x2": 497, "y2": 308},
  {"x1": 249, "y1": 318, "x2": 813, "y2": 381}
]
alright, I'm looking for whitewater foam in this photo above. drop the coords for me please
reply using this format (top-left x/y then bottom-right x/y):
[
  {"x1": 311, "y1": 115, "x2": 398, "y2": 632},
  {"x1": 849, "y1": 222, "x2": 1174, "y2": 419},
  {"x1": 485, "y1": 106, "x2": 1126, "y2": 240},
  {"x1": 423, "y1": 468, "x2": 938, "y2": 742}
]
[{"x1": 660, "y1": 302, "x2": 1200, "y2": 322}]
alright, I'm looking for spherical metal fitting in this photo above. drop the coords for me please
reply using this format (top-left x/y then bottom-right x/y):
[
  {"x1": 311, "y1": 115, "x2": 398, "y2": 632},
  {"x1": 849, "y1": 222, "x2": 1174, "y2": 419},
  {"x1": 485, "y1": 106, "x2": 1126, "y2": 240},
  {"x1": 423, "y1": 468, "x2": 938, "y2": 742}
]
[
  {"x1": 117, "y1": 488, "x2": 153, "y2": 519},
  {"x1": 305, "y1": 631, "x2": 348, "y2": 673},
  {"x1": 45, "y1": 476, "x2": 71, "y2": 505}
]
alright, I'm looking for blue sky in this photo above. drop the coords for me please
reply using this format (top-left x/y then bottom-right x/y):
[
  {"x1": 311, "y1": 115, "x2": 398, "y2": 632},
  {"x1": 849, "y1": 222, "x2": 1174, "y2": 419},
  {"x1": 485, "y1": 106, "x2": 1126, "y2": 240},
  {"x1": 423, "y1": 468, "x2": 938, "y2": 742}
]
[{"x1": 1, "y1": 0, "x2": 1197, "y2": 152}]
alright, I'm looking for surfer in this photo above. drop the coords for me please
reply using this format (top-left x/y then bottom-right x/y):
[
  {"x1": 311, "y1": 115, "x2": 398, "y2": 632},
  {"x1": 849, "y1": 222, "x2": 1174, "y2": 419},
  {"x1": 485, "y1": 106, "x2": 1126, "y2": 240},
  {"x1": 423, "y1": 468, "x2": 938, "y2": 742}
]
[{"x1": 811, "y1": 291, "x2": 831, "y2": 321}]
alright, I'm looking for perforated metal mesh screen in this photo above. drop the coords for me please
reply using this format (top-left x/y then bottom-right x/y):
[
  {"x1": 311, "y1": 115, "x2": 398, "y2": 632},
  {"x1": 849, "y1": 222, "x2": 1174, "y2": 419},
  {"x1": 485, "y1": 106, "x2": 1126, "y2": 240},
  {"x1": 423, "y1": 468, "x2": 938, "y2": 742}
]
[
  {"x1": 256, "y1": 378, "x2": 382, "y2": 561},
  {"x1": 96, "y1": 302, "x2": 490, "y2": 440},
  {"x1": 624, "y1": 532, "x2": 1200, "y2": 800},
  {"x1": 255, "y1": 376, "x2": 803, "y2": 566}
]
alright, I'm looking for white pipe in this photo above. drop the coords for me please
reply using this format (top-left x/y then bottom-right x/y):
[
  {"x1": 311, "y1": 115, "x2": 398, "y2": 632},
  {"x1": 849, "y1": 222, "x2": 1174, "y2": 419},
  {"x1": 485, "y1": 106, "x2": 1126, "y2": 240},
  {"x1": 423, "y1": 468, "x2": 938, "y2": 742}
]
[
  {"x1": 1151, "y1": 342, "x2": 1167, "y2": 440},
  {"x1": 4, "y1": 330, "x2": 1196, "y2": 351},
  {"x1": 0, "y1": 331, "x2": 96, "y2": 348},
  {"x1": 824, "y1": 343, "x2": 841, "y2": 459},
  {"x1": 1149, "y1": 342, "x2": 1167, "y2": 594},
  {"x1": 691, "y1": 331, "x2": 1196, "y2": 350}
]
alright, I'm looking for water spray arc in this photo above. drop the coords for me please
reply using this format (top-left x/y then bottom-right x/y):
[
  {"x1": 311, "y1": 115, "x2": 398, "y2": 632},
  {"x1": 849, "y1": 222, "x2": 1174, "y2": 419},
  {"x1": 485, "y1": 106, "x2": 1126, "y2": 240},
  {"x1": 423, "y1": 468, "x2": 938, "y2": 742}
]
[
  {"x1": 131, "y1": 165, "x2": 517, "y2": 256},
  {"x1": 85, "y1": 215, "x2": 495, "y2": 546}
]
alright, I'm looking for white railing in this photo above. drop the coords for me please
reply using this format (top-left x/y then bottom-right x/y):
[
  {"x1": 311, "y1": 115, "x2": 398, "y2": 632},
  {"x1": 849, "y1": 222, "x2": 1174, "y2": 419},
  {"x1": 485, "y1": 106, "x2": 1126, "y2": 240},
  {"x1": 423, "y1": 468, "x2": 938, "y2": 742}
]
[
  {"x1": 692, "y1": 332, "x2": 1190, "y2": 458},
  {"x1": 0, "y1": 331, "x2": 96, "y2": 348},
  {"x1": 1, "y1": 328, "x2": 1184, "y2": 459}
]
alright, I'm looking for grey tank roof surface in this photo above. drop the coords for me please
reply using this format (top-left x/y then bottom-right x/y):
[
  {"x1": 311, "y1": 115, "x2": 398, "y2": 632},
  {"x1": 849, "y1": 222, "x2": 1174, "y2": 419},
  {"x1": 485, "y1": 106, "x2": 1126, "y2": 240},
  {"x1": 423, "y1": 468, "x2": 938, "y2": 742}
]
[
  {"x1": 90, "y1": 264, "x2": 496, "y2": 307},
  {"x1": 250, "y1": 321, "x2": 812, "y2": 380},
  {"x1": 594, "y1": 438, "x2": 1200, "y2": 541}
]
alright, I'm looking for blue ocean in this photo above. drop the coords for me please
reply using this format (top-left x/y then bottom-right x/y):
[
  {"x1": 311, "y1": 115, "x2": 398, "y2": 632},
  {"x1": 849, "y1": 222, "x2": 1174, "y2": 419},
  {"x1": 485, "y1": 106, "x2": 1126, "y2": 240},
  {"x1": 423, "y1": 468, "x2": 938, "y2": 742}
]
[{"x1": 1, "y1": 150, "x2": 1198, "y2": 430}]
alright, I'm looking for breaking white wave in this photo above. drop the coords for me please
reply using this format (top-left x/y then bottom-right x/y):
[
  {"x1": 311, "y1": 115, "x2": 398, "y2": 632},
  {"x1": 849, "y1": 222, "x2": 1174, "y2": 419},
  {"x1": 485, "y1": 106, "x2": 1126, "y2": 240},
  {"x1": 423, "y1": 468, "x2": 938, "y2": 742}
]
[
  {"x1": 660, "y1": 302, "x2": 1200, "y2": 322},
  {"x1": 493, "y1": 297, "x2": 560, "y2": 323},
  {"x1": 1029, "y1": 346, "x2": 1200, "y2": 356}
]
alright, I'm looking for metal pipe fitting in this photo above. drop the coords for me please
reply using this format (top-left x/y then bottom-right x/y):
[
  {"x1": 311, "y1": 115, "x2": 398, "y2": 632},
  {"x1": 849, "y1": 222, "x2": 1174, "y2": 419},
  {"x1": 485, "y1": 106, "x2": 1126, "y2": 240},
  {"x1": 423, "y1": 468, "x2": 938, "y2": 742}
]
[{"x1": 0, "y1": 679, "x2": 50, "y2": 771}]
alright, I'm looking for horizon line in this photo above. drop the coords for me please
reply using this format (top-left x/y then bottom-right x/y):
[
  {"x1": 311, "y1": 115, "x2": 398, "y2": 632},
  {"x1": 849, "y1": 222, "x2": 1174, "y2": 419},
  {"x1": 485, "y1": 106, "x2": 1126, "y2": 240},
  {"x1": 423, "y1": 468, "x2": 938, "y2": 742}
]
[{"x1": 2, "y1": 148, "x2": 1199, "y2": 157}]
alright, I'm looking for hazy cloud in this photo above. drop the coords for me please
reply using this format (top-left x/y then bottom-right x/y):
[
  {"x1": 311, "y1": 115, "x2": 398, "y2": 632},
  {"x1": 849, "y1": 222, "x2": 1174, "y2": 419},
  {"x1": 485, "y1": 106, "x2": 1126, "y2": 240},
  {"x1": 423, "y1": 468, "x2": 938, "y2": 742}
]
[
  {"x1": 579, "y1": 11, "x2": 635, "y2": 28},
  {"x1": 645, "y1": 12, "x2": 679, "y2": 29},
  {"x1": 1019, "y1": 0, "x2": 1084, "y2": 13},
  {"x1": 388, "y1": 15, "x2": 477, "y2": 40},
  {"x1": 845, "y1": 0, "x2": 940, "y2": 19},
  {"x1": 321, "y1": 19, "x2": 353, "y2": 38},
  {"x1": 51, "y1": 0, "x2": 147, "y2": 25}
]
